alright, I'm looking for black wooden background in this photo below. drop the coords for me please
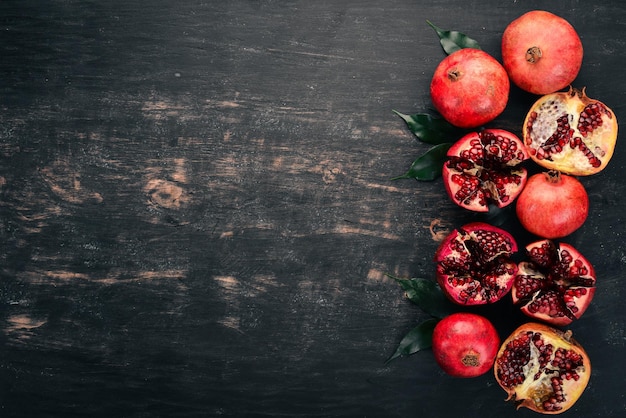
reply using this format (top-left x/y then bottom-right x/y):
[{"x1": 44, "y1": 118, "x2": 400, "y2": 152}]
[{"x1": 1, "y1": 1, "x2": 625, "y2": 417}]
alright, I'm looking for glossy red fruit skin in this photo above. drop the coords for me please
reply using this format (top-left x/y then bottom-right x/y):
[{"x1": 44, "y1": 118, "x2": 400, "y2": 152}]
[
  {"x1": 432, "y1": 312, "x2": 500, "y2": 378},
  {"x1": 516, "y1": 171, "x2": 589, "y2": 239},
  {"x1": 435, "y1": 222, "x2": 518, "y2": 305},
  {"x1": 442, "y1": 129, "x2": 529, "y2": 212},
  {"x1": 502, "y1": 10, "x2": 583, "y2": 95},
  {"x1": 430, "y1": 48, "x2": 510, "y2": 128}
]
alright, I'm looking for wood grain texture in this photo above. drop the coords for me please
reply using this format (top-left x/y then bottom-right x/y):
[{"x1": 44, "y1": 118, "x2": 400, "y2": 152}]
[{"x1": 1, "y1": 1, "x2": 625, "y2": 417}]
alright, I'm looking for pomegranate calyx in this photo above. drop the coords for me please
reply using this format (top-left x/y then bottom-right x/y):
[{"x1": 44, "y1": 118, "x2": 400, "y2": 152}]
[
  {"x1": 525, "y1": 46, "x2": 542, "y2": 63},
  {"x1": 562, "y1": 329, "x2": 573, "y2": 342},
  {"x1": 447, "y1": 68, "x2": 462, "y2": 81},
  {"x1": 568, "y1": 86, "x2": 586, "y2": 100},
  {"x1": 543, "y1": 170, "x2": 561, "y2": 184},
  {"x1": 461, "y1": 351, "x2": 480, "y2": 367}
]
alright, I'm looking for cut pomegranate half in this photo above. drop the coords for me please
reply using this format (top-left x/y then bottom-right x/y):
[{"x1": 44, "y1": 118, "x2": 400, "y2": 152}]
[
  {"x1": 513, "y1": 240, "x2": 596, "y2": 326},
  {"x1": 523, "y1": 87, "x2": 618, "y2": 175},
  {"x1": 443, "y1": 129, "x2": 529, "y2": 212},
  {"x1": 494, "y1": 323, "x2": 591, "y2": 414},
  {"x1": 435, "y1": 222, "x2": 518, "y2": 305}
]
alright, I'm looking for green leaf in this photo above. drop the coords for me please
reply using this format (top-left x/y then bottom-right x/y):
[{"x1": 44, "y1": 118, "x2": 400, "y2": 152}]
[
  {"x1": 391, "y1": 142, "x2": 451, "y2": 181},
  {"x1": 387, "y1": 275, "x2": 457, "y2": 318},
  {"x1": 392, "y1": 110, "x2": 458, "y2": 145},
  {"x1": 427, "y1": 20, "x2": 481, "y2": 55},
  {"x1": 386, "y1": 318, "x2": 438, "y2": 364}
]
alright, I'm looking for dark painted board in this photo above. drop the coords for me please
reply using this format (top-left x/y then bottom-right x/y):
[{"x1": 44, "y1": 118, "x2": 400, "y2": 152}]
[{"x1": 1, "y1": 1, "x2": 625, "y2": 417}]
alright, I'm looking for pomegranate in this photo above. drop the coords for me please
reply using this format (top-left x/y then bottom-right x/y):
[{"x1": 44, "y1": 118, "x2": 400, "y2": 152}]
[
  {"x1": 432, "y1": 312, "x2": 500, "y2": 378},
  {"x1": 434, "y1": 222, "x2": 518, "y2": 305},
  {"x1": 443, "y1": 129, "x2": 530, "y2": 212},
  {"x1": 513, "y1": 239, "x2": 596, "y2": 326},
  {"x1": 430, "y1": 48, "x2": 509, "y2": 128},
  {"x1": 523, "y1": 87, "x2": 618, "y2": 176},
  {"x1": 516, "y1": 171, "x2": 589, "y2": 239},
  {"x1": 494, "y1": 323, "x2": 591, "y2": 414},
  {"x1": 502, "y1": 10, "x2": 583, "y2": 95}
]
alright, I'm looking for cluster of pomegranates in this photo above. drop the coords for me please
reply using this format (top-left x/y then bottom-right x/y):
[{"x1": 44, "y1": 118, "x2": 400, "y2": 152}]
[{"x1": 392, "y1": 10, "x2": 619, "y2": 414}]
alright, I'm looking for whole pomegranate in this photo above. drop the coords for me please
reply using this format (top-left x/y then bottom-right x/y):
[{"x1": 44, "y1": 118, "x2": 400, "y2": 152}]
[
  {"x1": 516, "y1": 171, "x2": 588, "y2": 239},
  {"x1": 431, "y1": 312, "x2": 500, "y2": 378},
  {"x1": 502, "y1": 10, "x2": 583, "y2": 95},
  {"x1": 523, "y1": 87, "x2": 618, "y2": 176},
  {"x1": 430, "y1": 48, "x2": 509, "y2": 128},
  {"x1": 513, "y1": 239, "x2": 596, "y2": 326},
  {"x1": 443, "y1": 129, "x2": 529, "y2": 212},
  {"x1": 494, "y1": 323, "x2": 591, "y2": 414},
  {"x1": 434, "y1": 222, "x2": 518, "y2": 305}
]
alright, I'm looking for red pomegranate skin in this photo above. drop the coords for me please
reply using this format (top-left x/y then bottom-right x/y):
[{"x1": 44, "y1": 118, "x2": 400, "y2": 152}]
[
  {"x1": 430, "y1": 48, "x2": 509, "y2": 128},
  {"x1": 431, "y1": 312, "x2": 500, "y2": 378},
  {"x1": 502, "y1": 10, "x2": 583, "y2": 95},
  {"x1": 516, "y1": 171, "x2": 589, "y2": 239}
]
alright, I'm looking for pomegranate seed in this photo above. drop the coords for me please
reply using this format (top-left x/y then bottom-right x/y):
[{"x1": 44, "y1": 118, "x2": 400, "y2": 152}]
[{"x1": 577, "y1": 102, "x2": 607, "y2": 137}]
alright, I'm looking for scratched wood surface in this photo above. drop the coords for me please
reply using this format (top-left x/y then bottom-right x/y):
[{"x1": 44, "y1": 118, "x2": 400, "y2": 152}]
[{"x1": 1, "y1": 1, "x2": 625, "y2": 417}]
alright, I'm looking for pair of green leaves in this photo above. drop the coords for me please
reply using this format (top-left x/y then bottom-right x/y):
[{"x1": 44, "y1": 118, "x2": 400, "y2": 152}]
[
  {"x1": 391, "y1": 112, "x2": 455, "y2": 181},
  {"x1": 391, "y1": 22, "x2": 480, "y2": 181},
  {"x1": 385, "y1": 275, "x2": 458, "y2": 364}
]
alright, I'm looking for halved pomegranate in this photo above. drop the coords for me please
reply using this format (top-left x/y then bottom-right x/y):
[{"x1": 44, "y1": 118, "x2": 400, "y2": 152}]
[
  {"x1": 513, "y1": 240, "x2": 596, "y2": 326},
  {"x1": 523, "y1": 87, "x2": 618, "y2": 175},
  {"x1": 442, "y1": 129, "x2": 530, "y2": 212},
  {"x1": 435, "y1": 222, "x2": 518, "y2": 305},
  {"x1": 494, "y1": 323, "x2": 591, "y2": 414}
]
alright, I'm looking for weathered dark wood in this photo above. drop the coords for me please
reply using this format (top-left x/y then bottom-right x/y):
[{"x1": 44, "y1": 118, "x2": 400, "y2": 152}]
[{"x1": 1, "y1": 1, "x2": 625, "y2": 416}]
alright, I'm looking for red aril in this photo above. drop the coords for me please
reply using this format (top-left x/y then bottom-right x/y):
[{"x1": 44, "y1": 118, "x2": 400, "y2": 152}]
[
  {"x1": 494, "y1": 323, "x2": 591, "y2": 414},
  {"x1": 523, "y1": 87, "x2": 618, "y2": 176},
  {"x1": 434, "y1": 222, "x2": 518, "y2": 305},
  {"x1": 432, "y1": 312, "x2": 500, "y2": 378},
  {"x1": 516, "y1": 171, "x2": 588, "y2": 239},
  {"x1": 513, "y1": 239, "x2": 596, "y2": 326},
  {"x1": 502, "y1": 11, "x2": 583, "y2": 95},
  {"x1": 443, "y1": 129, "x2": 529, "y2": 212},
  {"x1": 430, "y1": 48, "x2": 509, "y2": 128}
]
